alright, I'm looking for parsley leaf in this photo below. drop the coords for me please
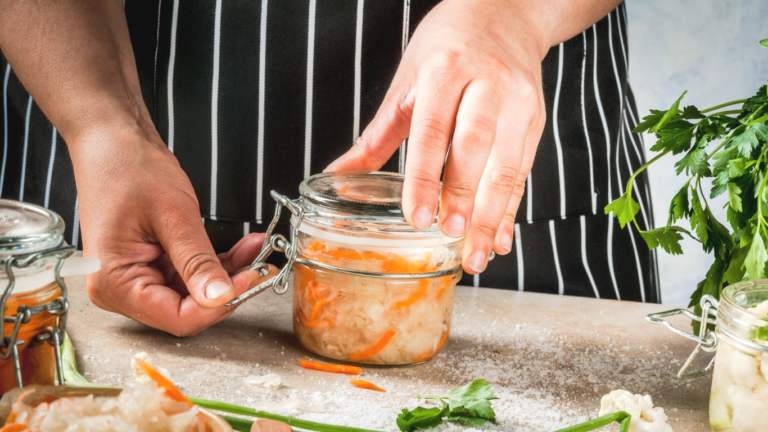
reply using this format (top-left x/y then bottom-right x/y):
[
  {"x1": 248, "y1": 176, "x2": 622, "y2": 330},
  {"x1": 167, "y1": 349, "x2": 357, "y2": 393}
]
[
  {"x1": 675, "y1": 147, "x2": 710, "y2": 176},
  {"x1": 396, "y1": 407, "x2": 446, "y2": 432},
  {"x1": 639, "y1": 227, "x2": 684, "y2": 255},
  {"x1": 728, "y1": 182, "x2": 743, "y2": 212},
  {"x1": 667, "y1": 182, "x2": 690, "y2": 228},
  {"x1": 605, "y1": 193, "x2": 639, "y2": 228},
  {"x1": 650, "y1": 120, "x2": 696, "y2": 155},
  {"x1": 652, "y1": 91, "x2": 686, "y2": 133},
  {"x1": 633, "y1": 109, "x2": 665, "y2": 134},
  {"x1": 398, "y1": 380, "x2": 498, "y2": 432},
  {"x1": 745, "y1": 231, "x2": 768, "y2": 280},
  {"x1": 447, "y1": 379, "x2": 498, "y2": 423}
]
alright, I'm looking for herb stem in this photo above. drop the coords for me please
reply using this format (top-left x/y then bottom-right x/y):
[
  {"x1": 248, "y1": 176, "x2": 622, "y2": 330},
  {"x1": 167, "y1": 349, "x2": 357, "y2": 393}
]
[
  {"x1": 553, "y1": 412, "x2": 631, "y2": 432},
  {"x1": 191, "y1": 399, "x2": 383, "y2": 432},
  {"x1": 706, "y1": 109, "x2": 742, "y2": 116},
  {"x1": 700, "y1": 99, "x2": 747, "y2": 114}
]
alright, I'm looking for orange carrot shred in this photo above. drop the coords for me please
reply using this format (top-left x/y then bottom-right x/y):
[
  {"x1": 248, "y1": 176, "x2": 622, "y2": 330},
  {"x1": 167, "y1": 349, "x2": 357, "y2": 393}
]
[
  {"x1": 310, "y1": 297, "x2": 331, "y2": 321},
  {"x1": 0, "y1": 424, "x2": 31, "y2": 432},
  {"x1": 7, "y1": 389, "x2": 35, "y2": 424},
  {"x1": 394, "y1": 281, "x2": 428, "y2": 310},
  {"x1": 412, "y1": 329, "x2": 450, "y2": 363},
  {"x1": 297, "y1": 308, "x2": 333, "y2": 328},
  {"x1": 134, "y1": 358, "x2": 192, "y2": 406},
  {"x1": 349, "y1": 380, "x2": 386, "y2": 392},
  {"x1": 349, "y1": 330, "x2": 396, "y2": 362},
  {"x1": 299, "y1": 360, "x2": 361, "y2": 375}
]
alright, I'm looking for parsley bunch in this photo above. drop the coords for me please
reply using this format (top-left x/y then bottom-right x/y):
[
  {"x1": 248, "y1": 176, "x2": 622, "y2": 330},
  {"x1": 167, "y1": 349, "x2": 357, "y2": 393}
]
[
  {"x1": 607, "y1": 39, "x2": 768, "y2": 324},
  {"x1": 396, "y1": 379, "x2": 498, "y2": 432}
]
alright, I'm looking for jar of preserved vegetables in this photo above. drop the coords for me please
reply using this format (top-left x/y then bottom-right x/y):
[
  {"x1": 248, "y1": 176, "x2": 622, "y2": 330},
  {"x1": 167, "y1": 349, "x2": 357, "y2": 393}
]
[
  {"x1": 228, "y1": 172, "x2": 479, "y2": 366},
  {"x1": 0, "y1": 200, "x2": 99, "y2": 394},
  {"x1": 648, "y1": 280, "x2": 768, "y2": 431}
]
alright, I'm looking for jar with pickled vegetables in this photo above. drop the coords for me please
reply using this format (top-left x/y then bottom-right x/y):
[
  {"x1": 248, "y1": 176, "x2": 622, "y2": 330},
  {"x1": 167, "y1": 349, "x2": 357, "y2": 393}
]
[
  {"x1": 228, "y1": 172, "x2": 465, "y2": 366},
  {"x1": 0, "y1": 200, "x2": 100, "y2": 394},
  {"x1": 647, "y1": 280, "x2": 768, "y2": 432},
  {"x1": 290, "y1": 172, "x2": 463, "y2": 365}
]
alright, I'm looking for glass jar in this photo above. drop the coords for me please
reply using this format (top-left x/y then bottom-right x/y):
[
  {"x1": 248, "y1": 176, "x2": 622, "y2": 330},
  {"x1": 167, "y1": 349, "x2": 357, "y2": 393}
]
[
  {"x1": 228, "y1": 172, "x2": 465, "y2": 366},
  {"x1": 0, "y1": 200, "x2": 100, "y2": 394},
  {"x1": 648, "y1": 280, "x2": 768, "y2": 432}
]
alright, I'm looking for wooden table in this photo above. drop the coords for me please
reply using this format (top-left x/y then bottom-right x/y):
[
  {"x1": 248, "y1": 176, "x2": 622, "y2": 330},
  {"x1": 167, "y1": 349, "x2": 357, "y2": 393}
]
[{"x1": 65, "y1": 275, "x2": 712, "y2": 431}]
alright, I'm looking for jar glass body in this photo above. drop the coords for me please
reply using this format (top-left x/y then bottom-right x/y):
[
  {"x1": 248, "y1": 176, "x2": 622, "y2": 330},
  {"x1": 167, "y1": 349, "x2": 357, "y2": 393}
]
[
  {"x1": 709, "y1": 281, "x2": 768, "y2": 431},
  {"x1": 291, "y1": 218, "x2": 463, "y2": 366},
  {"x1": 1, "y1": 282, "x2": 60, "y2": 394}
]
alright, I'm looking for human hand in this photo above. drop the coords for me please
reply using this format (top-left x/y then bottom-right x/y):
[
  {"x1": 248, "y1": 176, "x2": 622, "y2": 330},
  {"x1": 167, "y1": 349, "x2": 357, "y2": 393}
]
[
  {"x1": 325, "y1": 0, "x2": 550, "y2": 275},
  {"x1": 72, "y1": 129, "x2": 276, "y2": 337}
]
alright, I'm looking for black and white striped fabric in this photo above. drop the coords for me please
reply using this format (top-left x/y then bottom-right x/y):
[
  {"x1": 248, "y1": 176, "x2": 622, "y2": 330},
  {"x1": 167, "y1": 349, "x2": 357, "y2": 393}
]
[{"x1": 0, "y1": 1, "x2": 659, "y2": 302}]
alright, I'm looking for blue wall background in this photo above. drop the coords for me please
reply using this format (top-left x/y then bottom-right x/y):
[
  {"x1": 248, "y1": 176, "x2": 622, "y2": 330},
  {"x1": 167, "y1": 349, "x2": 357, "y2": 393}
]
[{"x1": 627, "y1": 1, "x2": 768, "y2": 305}]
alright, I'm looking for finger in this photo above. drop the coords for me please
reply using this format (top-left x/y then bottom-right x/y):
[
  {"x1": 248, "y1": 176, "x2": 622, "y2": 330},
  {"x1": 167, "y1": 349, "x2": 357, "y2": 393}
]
[
  {"x1": 218, "y1": 232, "x2": 267, "y2": 274},
  {"x1": 324, "y1": 79, "x2": 417, "y2": 172},
  {"x1": 462, "y1": 103, "x2": 533, "y2": 274},
  {"x1": 124, "y1": 264, "x2": 279, "y2": 337},
  {"x1": 439, "y1": 80, "x2": 500, "y2": 238},
  {"x1": 402, "y1": 63, "x2": 466, "y2": 230},
  {"x1": 493, "y1": 122, "x2": 542, "y2": 257},
  {"x1": 155, "y1": 207, "x2": 236, "y2": 308}
]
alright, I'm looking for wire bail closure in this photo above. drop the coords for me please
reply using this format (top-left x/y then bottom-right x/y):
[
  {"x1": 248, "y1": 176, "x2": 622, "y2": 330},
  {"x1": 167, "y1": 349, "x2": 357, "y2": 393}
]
[
  {"x1": 0, "y1": 245, "x2": 75, "y2": 388},
  {"x1": 645, "y1": 294, "x2": 719, "y2": 379},
  {"x1": 226, "y1": 191, "x2": 478, "y2": 307}
]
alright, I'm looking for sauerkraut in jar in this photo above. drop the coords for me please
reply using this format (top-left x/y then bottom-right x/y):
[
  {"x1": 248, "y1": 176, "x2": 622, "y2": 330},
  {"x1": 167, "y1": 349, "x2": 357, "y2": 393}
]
[
  {"x1": 290, "y1": 172, "x2": 463, "y2": 365},
  {"x1": 708, "y1": 281, "x2": 768, "y2": 431}
]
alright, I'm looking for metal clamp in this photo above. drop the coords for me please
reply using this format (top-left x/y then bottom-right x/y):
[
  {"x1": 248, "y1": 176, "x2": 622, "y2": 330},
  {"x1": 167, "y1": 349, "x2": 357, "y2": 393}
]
[
  {"x1": 226, "y1": 190, "x2": 483, "y2": 307},
  {"x1": 646, "y1": 294, "x2": 719, "y2": 379},
  {"x1": 0, "y1": 245, "x2": 75, "y2": 388}
]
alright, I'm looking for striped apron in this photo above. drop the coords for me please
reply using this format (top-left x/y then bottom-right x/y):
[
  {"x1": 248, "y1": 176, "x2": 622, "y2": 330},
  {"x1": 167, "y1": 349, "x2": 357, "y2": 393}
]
[{"x1": 0, "y1": 1, "x2": 659, "y2": 302}]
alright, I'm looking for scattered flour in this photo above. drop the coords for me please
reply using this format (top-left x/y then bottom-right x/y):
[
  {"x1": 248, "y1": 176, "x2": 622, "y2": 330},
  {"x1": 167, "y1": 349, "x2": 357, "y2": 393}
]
[{"x1": 247, "y1": 373, "x2": 283, "y2": 389}]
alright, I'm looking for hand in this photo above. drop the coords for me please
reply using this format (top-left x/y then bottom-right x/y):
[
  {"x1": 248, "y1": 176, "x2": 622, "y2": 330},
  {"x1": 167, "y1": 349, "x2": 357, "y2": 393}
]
[
  {"x1": 73, "y1": 128, "x2": 277, "y2": 337},
  {"x1": 325, "y1": 0, "x2": 549, "y2": 275}
]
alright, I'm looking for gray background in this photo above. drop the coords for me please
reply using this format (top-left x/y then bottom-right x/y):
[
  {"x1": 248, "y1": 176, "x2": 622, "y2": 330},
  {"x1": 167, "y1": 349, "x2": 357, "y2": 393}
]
[{"x1": 627, "y1": 0, "x2": 768, "y2": 305}]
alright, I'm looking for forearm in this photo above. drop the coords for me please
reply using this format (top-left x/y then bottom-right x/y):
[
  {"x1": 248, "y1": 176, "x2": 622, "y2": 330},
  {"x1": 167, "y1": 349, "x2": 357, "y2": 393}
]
[
  {"x1": 439, "y1": 0, "x2": 623, "y2": 62},
  {"x1": 0, "y1": 0, "x2": 156, "y2": 150}
]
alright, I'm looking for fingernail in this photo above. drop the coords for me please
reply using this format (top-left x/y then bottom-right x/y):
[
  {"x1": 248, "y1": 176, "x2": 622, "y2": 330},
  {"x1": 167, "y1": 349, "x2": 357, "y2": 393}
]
[
  {"x1": 413, "y1": 206, "x2": 434, "y2": 230},
  {"x1": 500, "y1": 233, "x2": 513, "y2": 253},
  {"x1": 468, "y1": 251, "x2": 487, "y2": 273},
  {"x1": 205, "y1": 280, "x2": 234, "y2": 300},
  {"x1": 443, "y1": 214, "x2": 466, "y2": 237}
]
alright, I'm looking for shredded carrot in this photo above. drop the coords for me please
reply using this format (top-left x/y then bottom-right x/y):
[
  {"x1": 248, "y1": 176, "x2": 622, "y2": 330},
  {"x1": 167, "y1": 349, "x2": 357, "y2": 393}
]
[
  {"x1": 338, "y1": 184, "x2": 351, "y2": 194},
  {"x1": 310, "y1": 296, "x2": 332, "y2": 321},
  {"x1": 349, "y1": 380, "x2": 386, "y2": 392},
  {"x1": 297, "y1": 308, "x2": 333, "y2": 328},
  {"x1": 349, "y1": 330, "x2": 396, "y2": 361},
  {"x1": 412, "y1": 329, "x2": 451, "y2": 363},
  {"x1": 134, "y1": 358, "x2": 192, "y2": 406},
  {"x1": 6, "y1": 389, "x2": 35, "y2": 424},
  {"x1": 394, "y1": 280, "x2": 428, "y2": 310},
  {"x1": 0, "y1": 424, "x2": 31, "y2": 432},
  {"x1": 300, "y1": 360, "x2": 361, "y2": 375}
]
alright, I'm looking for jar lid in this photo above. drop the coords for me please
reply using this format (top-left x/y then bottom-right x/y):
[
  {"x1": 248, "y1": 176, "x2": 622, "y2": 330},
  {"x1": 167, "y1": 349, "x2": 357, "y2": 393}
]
[
  {"x1": 299, "y1": 171, "x2": 411, "y2": 220},
  {"x1": 0, "y1": 199, "x2": 64, "y2": 254}
]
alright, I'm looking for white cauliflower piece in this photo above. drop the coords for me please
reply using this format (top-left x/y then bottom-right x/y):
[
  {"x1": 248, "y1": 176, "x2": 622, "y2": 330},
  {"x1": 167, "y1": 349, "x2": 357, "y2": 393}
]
[
  {"x1": 752, "y1": 299, "x2": 768, "y2": 318},
  {"x1": 599, "y1": 390, "x2": 673, "y2": 432},
  {"x1": 131, "y1": 352, "x2": 171, "y2": 384}
]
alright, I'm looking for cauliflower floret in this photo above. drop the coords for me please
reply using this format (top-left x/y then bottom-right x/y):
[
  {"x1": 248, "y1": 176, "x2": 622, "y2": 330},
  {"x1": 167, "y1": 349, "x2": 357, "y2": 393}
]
[
  {"x1": 131, "y1": 352, "x2": 171, "y2": 384},
  {"x1": 599, "y1": 390, "x2": 673, "y2": 432},
  {"x1": 752, "y1": 300, "x2": 768, "y2": 318}
]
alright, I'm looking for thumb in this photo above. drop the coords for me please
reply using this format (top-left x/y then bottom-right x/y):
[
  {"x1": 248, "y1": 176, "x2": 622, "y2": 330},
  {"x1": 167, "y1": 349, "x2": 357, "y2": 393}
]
[
  {"x1": 158, "y1": 212, "x2": 235, "y2": 308},
  {"x1": 325, "y1": 82, "x2": 416, "y2": 172}
]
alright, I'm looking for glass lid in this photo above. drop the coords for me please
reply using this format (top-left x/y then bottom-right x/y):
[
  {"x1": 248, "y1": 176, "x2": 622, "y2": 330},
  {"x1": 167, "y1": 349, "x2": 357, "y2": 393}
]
[
  {"x1": 0, "y1": 199, "x2": 64, "y2": 254},
  {"x1": 299, "y1": 171, "x2": 411, "y2": 219}
]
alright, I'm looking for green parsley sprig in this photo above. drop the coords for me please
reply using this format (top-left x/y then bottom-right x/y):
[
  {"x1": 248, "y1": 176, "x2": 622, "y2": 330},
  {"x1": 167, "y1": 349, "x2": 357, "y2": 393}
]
[
  {"x1": 396, "y1": 379, "x2": 498, "y2": 432},
  {"x1": 607, "y1": 39, "x2": 768, "y2": 328}
]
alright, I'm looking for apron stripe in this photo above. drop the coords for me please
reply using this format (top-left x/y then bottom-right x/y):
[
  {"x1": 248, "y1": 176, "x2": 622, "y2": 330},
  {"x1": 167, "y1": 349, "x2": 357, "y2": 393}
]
[
  {"x1": 19, "y1": 95, "x2": 32, "y2": 202},
  {"x1": 304, "y1": 0, "x2": 317, "y2": 179},
  {"x1": 552, "y1": 43, "x2": 566, "y2": 220},
  {"x1": 166, "y1": 0, "x2": 179, "y2": 152},
  {"x1": 256, "y1": 0, "x2": 268, "y2": 223},
  {"x1": 44, "y1": 127, "x2": 57, "y2": 209},
  {"x1": 580, "y1": 32, "x2": 596, "y2": 215},
  {"x1": 209, "y1": 0, "x2": 223, "y2": 220}
]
